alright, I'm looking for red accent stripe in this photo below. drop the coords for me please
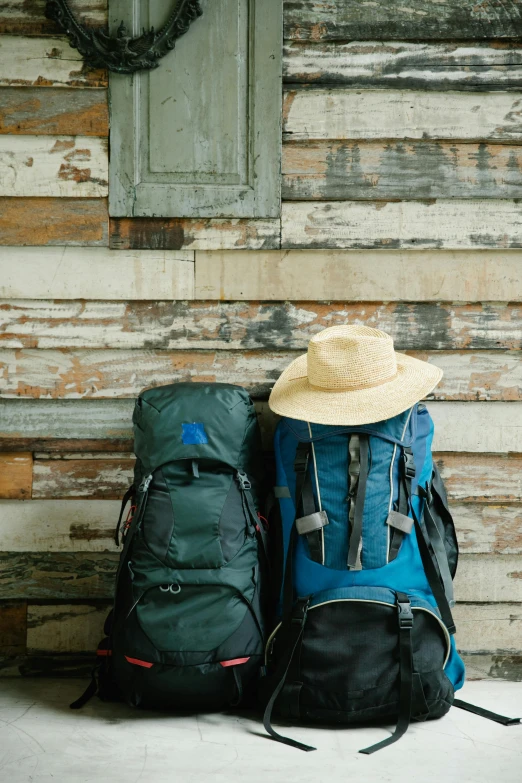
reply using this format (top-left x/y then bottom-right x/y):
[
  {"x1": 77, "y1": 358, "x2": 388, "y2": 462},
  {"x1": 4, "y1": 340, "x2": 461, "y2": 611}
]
[
  {"x1": 219, "y1": 657, "x2": 250, "y2": 668},
  {"x1": 96, "y1": 649, "x2": 112, "y2": 657},
  {"x1": 125, "y1": 655, "x2": 153, "y2": 668}
]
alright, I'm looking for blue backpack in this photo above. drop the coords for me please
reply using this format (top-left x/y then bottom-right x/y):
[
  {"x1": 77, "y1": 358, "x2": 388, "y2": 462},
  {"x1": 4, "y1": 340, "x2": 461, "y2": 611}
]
[{"x1": 260, "y1": 403, "x2": 517, "y2": 753}]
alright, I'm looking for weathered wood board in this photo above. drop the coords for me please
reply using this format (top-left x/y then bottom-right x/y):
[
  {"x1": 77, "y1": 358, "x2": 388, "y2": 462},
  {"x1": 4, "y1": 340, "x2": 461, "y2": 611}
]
[
  {"x1": 282, "y1": 141, "x2": 522, "y2": 200},
  {"x1": 453, "y1": 504, "x2": 522, "y2": 555},
  {"x1": 27, "y1": 603, "x2": 109, "y2": 653},
  {"x1": 0, "y1": 348, "x2": 521, "y2": 401},
  {"x1": 2, "y1": 300, "x2": 521, "y2": 351},
  {"x1": 0, "y1": 136, "x2": 108, "y2": 197},
  {"x1": 8, "y1": 602, "x2": 516, "y2": 656},
  {"x1": 455, "y1": 556, "x2": 522, "y2": 602},
  {"x1": 454, "y1": 604, "x2": 522, "y2": 653},
  {"x1": 0, "y1": 552, "x2": 118, "y2": 599},
  {"x1": 464, "y1": 653, "x2": 522, "y2": 681},
  {"x1": 0, "y1": 552, "x2": 517, "y2": 601},
  {"x1": 195, "y1": 249, "x2": 522, "y2": 301},
  {"x1": 283, "y1": 90, "x2": 522, "y2": 141},
  {"x1": 0, "y1": 602, "x2": 27, "y2": 655},
  {"x1": 0, "y1": 247, "x2": 195, "y2": 300},
  {"x1": 0, "y1": 88, "x2": 108, "y2": 136},
  {"x1": 0, "y1": 453, "x2": 32, "y2": 499},
  {"x1": 0, "y1": 35, "x2": 107, "y2": 87},
  {"x1": 32, "y1": 459, "x2": 134, "y2": 499},
  {"x1": 283, "y1": 1, "x2": 522, "y2": 40},
  {"x1": 281, "y1": 201, "x2": 522, "y2": 249},
  {"x1": 0, "y1": 198, "x2": 109, "y2": 246},
  {"x1": 2, "y1": 499, "x2": 519, "y2": 558},
  {"x1": 0, "y1": 0, "x2": 107, "y2": 35},
  {"x1": 0, "y1": 499, "x2": 120, "y2": 551},
  {"x1": 437, "y1": 454, "x2": 522, "y2": 503},
  {"x1": 283, "y1": 41, "x2": 522, "y2": 90},
  {"x1": 109, "y1": 217, "x2": 281, "y2": 251},
  {"x1": 25, "y1": 452, "x2": 522, "y2": 503},
  {"x1": 1, "y1": 399, "x2": 521, "y2": 454}
]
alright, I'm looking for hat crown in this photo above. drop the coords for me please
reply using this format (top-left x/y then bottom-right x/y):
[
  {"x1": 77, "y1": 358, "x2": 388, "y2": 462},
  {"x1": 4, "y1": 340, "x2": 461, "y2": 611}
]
[{"x1": 307, "y1": 325, "x2": 398, "y2": 391}]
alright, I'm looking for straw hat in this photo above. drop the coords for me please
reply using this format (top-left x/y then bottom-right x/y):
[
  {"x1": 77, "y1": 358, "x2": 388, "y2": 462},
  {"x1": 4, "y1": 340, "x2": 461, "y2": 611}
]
[{"x1": 268, "y1": 325, "x2": 442, "y2": 426}]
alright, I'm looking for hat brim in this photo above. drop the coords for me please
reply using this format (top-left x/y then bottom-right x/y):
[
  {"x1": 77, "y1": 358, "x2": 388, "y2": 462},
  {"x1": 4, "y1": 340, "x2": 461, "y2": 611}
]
[{"x1": 268, "y1": 351, "x2": 442, "y2": 426}]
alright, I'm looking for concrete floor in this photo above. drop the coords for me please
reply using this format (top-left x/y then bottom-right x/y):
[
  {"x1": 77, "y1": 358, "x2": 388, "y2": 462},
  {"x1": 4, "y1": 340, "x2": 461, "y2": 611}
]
[{"x1": 0, "y1": 679, "x2": 520, "y2": 783}]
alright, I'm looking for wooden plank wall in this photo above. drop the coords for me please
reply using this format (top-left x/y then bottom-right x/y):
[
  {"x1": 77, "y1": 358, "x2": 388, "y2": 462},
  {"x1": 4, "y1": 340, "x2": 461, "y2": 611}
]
[{"x1": 1, "y1": 0, "x2": 522, "y2": 681}]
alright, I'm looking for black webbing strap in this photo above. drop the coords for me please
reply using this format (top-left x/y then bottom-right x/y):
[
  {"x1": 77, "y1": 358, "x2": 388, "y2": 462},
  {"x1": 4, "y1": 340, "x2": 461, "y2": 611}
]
[
  {"x1": 419, "y1": 485, "x2": 455, "y2": 607},
  {"x1": 360, "y1": 592, "x2": 414, "y2": 754},
  {"x1": 347, "y1": 434, "x2": 369, "y2": 570},
  {"x1": 412, "y1": 509, "x2": 456, "y2": 634},
  {"x1": 401, "y1": 448, "x2": 456, "y2": 635},
  {"x1": 301, "y1": 470, "x2": 323, "y2": 564},
  {"x1": 262, "y1": 598, "x2": 315, "y2": 752},
  {"x1": 70, "y1": 670, "x2": 98, "y2": 709},
  {"x1": 113, "y1": 484, "x2": 135, "y2": 546},
  {"x1": 453, "y1": 699, "x2": 521, "y2": 726},
  {"x1": 294, "y1": 444, "x2": 323, "y2": 564},
  {"x1": 388, "y1": 457, "x2": 410, "y2": 561}
]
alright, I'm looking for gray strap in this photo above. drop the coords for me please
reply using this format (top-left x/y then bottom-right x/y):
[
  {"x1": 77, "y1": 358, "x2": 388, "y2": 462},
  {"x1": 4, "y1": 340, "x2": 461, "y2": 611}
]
[
  {"x1": 386, "y1": 510, "x2": 413, "y2": 535},
  {"x1": 274, "y1": 486, "x2": 291, "y2": 499},
  {"x1": 347, "y1": 435, "x2": 369, "y2": 570},
  {"x1": 296, "y1": 510, "x2": 329, "y2": 536}
]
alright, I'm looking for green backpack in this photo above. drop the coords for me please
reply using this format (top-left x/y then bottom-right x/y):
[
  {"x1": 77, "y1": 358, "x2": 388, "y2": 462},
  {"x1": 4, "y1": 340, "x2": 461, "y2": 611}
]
[{"x1": 72, "y1": 383, "x2": 267, "y2": 711}]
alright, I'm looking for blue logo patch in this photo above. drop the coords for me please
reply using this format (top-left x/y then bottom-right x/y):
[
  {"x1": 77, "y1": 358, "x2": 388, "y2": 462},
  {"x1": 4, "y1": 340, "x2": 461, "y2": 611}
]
[{"x1": 182, "y1": 422, "x2": 208, "y2": 445}]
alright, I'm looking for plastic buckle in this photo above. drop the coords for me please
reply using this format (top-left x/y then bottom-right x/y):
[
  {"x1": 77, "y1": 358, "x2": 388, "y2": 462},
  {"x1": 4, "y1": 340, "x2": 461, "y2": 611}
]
[
  {"x1": 397, "y1": 599, "x2": 414, "y2": 629},
  {"x1": 403, "y1": 450, "x2": 416, "y2": 479},
  {"x1": 237, "y1": 471, "x2": 252, "y2": 491}
]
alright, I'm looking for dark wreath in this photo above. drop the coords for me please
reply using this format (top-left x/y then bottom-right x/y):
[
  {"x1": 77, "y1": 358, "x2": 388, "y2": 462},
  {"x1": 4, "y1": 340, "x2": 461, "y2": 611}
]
[{"x1": 45, "y1": 0, "x2": 203, "y2": 74}]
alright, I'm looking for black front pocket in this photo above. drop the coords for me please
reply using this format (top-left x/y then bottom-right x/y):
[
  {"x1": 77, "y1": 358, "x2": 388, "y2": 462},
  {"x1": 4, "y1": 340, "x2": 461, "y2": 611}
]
[{"x1": 273, "y1": 591, "x2": 453, "y2": 724}]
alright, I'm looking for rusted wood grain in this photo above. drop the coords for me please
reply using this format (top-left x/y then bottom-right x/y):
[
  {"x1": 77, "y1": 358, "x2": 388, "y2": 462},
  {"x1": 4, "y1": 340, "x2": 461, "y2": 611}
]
[
  {"x1": 0, "y1": 602, "x2": 27, "y2": 655},
  {"x1": 0, "y1": 198, "x2": 108, "y2": 246},
  {"x1": 0, "y1": 453, "x2": 32, "y2": 499},
  {"x1": 283, "y1": 41, "x2": 522, "y2": 90},
  {"x1": 281, "y1": 201, "x2": 522, "y2": 250},
  {"x1": 3, "y1": 496, "x2": 520, "y2": 554},
  {"x1": 0, "y1": 135, "x2": 108, "y2": 197},
  {"x1": 33, "y1": 458, "x2": 133, "y2": 499},
  {"x1": 109, "y1": 217, "x2": 281, "y2": 251},
  {"x1": 282, "y1": 141, "x2": 522, "y2": 200},
  {"x1": 436, "y1": 453, "x2": 522, "y2": 503},
  {"x1": 454, "y1": 604, "x2": 522, "y2": 653},
  {"x1": 283, "y1": 90, "x2": 522, "y2": 141},
  {"x1": 0, "y1": 35, "x2": 106, "y2": 87},
  {"x1": 0, "y1": 88, "x2": 108, "y2": 136},
  {"x1": 27, "y1": 603, "x2": 108, "y2": 653},
  {"x1": 453, "y1": 504, "x2": 522, "y2": 555},
  {"x1": 0, "y1": 247, "x2": 195, "y2": 300},
  {"x1": 2, "y1": 300, "x2": 521, "y2": 351},
  {"x1": 284, "y1": 1, "x2": 522, "y2": 40},
  {"x1": 0, "y1": 552, "x2": 516, "y2": 601},
  {"x1": 0, "y1": 348, "x2": 521, "y2": 401},
  {"x1": 0, "y1": 552, "x2": 118, "y2": 599},
  {"x1": 1, "y1": 399, "x2": 521, "y2": 454},
  {"x1": 196, "y1": 249, "x2": 522, "y2": 301},
  {"x1": 0, "y1": 499, "x2": 120, "y2": 551},
  {"x1": 0, "y1": 0, "x2": 107, "y2": 36}
]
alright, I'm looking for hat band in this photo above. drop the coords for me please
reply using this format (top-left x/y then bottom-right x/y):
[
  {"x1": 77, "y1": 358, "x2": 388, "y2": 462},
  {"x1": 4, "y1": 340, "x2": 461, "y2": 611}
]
[{"x1": 308, "y1": 371, "x2": 399, "y2": 392}]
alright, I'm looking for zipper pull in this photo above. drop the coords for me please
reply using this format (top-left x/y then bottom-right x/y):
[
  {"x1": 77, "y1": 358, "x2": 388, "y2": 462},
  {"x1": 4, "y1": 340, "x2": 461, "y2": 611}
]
[{"x1": 139, "y1": 473, "x2": 153, "y2": 493}]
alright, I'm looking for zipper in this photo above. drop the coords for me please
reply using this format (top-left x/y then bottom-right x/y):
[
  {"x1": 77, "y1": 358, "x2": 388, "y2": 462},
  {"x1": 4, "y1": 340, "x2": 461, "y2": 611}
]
[{"x1": 265, "y1": 599, "x2": 451, "y2": 667}]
